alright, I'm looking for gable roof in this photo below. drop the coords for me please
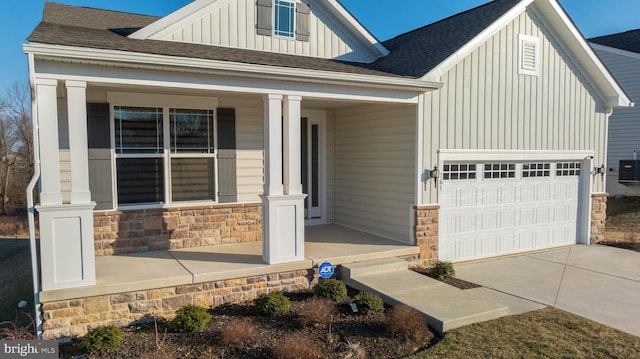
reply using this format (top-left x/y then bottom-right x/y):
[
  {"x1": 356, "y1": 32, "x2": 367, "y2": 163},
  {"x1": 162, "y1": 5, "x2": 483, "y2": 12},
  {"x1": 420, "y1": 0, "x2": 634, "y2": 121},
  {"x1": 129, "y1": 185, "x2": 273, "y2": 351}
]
[
  {"x1": 27, "y1": 3, "x2": 403, "y2": 79},
  {"x1": 590, "y1": 29, "x2": 640, "y2": 54},
  {"x1": 128, "y1": 0, "x2": 389, "y2": 58},
  {"x1": 365, "y1": 0, "x2": 520, "y2": 78}
]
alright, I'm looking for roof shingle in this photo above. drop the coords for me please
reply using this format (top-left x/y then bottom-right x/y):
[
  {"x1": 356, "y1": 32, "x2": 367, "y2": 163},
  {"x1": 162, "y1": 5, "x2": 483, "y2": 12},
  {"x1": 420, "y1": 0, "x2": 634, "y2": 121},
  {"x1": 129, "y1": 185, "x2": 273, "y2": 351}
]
[{"x1": 590, "y1": 29, "x2": 640, "y2": 54}]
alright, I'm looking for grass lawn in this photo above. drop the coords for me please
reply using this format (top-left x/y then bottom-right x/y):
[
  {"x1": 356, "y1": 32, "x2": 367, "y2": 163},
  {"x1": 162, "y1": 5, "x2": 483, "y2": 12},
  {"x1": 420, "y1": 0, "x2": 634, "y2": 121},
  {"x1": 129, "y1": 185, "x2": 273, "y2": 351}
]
[
  {"x1": 0, "y1": 239, "x2": 34, "y2": 327},
  {"x1": 411, "y1": 307, "x2": 640, "y2": 358}
]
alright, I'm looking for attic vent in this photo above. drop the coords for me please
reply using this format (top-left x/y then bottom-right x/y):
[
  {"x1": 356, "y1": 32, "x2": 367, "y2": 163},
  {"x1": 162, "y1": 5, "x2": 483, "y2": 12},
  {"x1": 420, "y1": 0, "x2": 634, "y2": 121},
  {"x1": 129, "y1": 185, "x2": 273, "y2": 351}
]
[{"x1": 519, "y1": 35, "x2": 539, "y2": 76}]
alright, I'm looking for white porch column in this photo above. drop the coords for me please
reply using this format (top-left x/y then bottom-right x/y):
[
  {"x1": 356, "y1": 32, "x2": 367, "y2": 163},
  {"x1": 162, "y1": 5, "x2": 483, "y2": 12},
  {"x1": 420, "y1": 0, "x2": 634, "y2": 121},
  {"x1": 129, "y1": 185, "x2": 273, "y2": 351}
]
[
  {"x1": 66, "y1": 80, "x2": 92, "y2": 204},
  {"x1": 261, "y1": 94, "x2": 306, "y2": 265},
  {"x1": 35, "y1": 79, "x2": 96, "y2": 291},
  {"x1": 283, "y1": 95, "x2": 303, "y2": 195},
  {"x1": 263, "y1": 94, "x2": 284, "y2": 195},
  {"x1": 35, "y1": 79, "x2": 62, "y2": 205}
]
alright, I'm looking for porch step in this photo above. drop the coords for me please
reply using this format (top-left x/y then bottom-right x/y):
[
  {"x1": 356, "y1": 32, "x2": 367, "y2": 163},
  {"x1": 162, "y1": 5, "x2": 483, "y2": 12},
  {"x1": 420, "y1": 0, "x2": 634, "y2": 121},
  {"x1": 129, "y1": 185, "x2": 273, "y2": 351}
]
[{"x1": 341, "y1": 260, "x2": 510, "y2": 334}]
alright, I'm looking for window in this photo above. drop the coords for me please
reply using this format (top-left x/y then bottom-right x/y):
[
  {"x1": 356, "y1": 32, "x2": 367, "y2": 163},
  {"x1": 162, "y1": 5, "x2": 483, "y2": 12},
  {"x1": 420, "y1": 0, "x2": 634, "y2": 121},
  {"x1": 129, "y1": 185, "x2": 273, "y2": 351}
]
[
  {"x1": 519, "y1": 35, "x2": 539, "y2": 76},
  {"x1": 557, "y1": 162, "x2": 581, "y2": 176},
  {"x1": 443, "y1": 164, "x2": 477, "y2": 180},
  {"x1": 114, "y1": 107, "x2": 164, "y2": 205},
  {"x1": 274, "y1": 0, "x2": 295, "y2": 37},
  {"x1": 523, "y1": 163, "x2": 551, "y2": 178},
  {"x1": 114, "y1": 106, "x2": 217, "y2": 206},
  {"x1": 484, "y1": 163, "x2": 516, "y2": 179}
]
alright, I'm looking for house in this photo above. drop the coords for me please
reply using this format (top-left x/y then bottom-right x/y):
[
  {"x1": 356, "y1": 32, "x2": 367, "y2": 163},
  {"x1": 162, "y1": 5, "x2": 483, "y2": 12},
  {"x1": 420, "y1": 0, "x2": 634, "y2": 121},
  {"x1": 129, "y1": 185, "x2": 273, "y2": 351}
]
[
  {"x1": 590, "y1": 30, "x2": 640, "y2": 196},
  {"x1": 25, "y1": 0, "x2": 630, "y2": 339}
]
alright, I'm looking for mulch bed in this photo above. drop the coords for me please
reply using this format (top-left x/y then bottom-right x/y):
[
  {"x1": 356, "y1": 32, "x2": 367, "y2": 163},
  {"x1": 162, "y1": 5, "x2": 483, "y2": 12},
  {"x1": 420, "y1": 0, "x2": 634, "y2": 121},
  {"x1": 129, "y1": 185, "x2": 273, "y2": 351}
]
[
  {"x1": 411, "y1": 269, "x2": 481, "y2": 290},
  {"x1": 59, "y1": 290, "x2": 439, "y2": 359},
  {"x1": 600, "y1": 240, "x2": 640, "y2": 253}
]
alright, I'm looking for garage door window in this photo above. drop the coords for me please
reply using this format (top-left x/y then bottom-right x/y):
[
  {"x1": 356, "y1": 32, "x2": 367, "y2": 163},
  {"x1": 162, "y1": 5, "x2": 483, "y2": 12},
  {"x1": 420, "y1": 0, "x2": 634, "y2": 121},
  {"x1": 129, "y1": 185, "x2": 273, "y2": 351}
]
[
  {"x1": 484, "y1": 163, "x2": 516, "y2": 179},
  {"x1": 557, "y1": 162, "x2": 581, "y2": 176},
  {"x1": 442, "y1": 164, "x2": 476, "y2": 180},
  {"x1": 523, "y1": 163, "x2": 551, "y2": 178}
]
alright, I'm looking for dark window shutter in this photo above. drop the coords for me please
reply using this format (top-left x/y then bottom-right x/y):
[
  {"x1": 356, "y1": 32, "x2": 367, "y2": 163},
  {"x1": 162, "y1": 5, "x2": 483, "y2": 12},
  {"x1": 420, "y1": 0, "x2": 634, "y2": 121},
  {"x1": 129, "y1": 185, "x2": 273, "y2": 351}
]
[
  {"x1": 87, "y1": 103, "x2": 113, "y2": 210},
  {"x1": 257, "y1": 0, "x2": 273, "y2": 36},
  {"x1": 217, "y1": 108, "x2": 237, "y2": 203},
  {"x1": 296, "y1": 2, "x2": 310, "y2": 42}
]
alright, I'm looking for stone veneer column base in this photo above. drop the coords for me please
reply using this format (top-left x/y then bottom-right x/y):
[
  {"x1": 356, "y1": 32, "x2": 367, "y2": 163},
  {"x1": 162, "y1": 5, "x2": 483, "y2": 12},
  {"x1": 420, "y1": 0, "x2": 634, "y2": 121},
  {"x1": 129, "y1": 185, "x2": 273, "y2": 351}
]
[
  {"x1": 41, "y1": 270, "x2": 313, "y2": 340},
  {"x1": 591, "y1": 194, "x2": 608, "y2": 244},
  {"x1": 414, "y1": 205, "x2": 439, "y2": 266}
]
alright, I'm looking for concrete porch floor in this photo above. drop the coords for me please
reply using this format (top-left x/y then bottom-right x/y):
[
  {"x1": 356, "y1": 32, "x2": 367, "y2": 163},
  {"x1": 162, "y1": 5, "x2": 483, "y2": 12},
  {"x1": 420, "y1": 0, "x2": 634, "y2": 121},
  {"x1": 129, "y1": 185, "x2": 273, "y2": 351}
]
[{"x1": 40, "y1": 225, "x2": 418, "y2": 302}]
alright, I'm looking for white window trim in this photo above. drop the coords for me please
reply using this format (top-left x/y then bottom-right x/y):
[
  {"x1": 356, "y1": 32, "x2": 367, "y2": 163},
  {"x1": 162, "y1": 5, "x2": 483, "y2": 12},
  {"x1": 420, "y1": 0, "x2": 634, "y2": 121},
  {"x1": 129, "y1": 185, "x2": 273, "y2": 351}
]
[
  {"x1": 518, "y1": 34, "x2": 540, "y2": 76},
  {"x1": 108, "y1": 93, "x2": 220, "y2": 210},
  {"x1": 274, "y1": 0, "x2": 296, "y2": 39}
]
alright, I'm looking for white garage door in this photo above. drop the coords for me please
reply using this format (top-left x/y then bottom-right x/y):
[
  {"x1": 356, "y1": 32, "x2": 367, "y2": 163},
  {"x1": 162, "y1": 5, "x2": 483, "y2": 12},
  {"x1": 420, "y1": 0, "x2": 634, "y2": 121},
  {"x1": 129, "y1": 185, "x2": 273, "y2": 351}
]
[{"x1": 439, "y1": 161, "x2": 583, "y2": 262}]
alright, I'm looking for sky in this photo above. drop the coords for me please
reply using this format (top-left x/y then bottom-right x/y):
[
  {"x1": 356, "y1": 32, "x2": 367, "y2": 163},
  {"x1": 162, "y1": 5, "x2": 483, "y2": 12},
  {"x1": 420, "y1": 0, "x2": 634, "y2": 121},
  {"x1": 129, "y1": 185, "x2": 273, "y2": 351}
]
[{"x1": 1, "y1": 0, "x2": 639, "y2": 93}]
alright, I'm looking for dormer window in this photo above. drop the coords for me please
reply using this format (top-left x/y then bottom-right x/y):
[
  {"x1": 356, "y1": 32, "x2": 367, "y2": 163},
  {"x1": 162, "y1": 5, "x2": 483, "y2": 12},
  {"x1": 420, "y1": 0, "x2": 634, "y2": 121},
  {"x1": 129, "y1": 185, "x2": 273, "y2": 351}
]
[
  {"x1": 257, "y1": 0, "x2": 310, "y2": 42},
  {"x1": 274, "y1": 0, "x2": 295, "y2": 38}
]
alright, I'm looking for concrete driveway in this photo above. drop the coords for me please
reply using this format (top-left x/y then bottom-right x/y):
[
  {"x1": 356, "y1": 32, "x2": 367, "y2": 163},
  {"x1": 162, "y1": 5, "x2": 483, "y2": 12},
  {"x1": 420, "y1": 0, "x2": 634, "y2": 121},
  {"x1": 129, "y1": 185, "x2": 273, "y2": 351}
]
[{"x1": 455, "y1": 245, "x2": 640, "y2": 337}]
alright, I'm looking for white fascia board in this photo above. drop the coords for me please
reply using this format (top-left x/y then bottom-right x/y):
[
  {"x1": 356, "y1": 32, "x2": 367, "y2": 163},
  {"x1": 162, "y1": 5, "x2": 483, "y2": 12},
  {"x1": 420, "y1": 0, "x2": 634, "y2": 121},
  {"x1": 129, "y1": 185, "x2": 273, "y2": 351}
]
[
  {"x1": 324, "y1": 0, "x2": 390, "y2": 57},
  {"x1": 129, "y1": 0, "x2": 224, "y2": 40},
  {"x1": 23, "y1": 43, "x2": 439, "y2": 93},
  {"x1": 422, "y1": 0, "x2": 534, "y2": 82},
  {"x1": 438, "y1": 149, "x2": 595, "y2": 162},
  {"x1": 536, "y1": 0, "x2": 631, "y2": 108}
]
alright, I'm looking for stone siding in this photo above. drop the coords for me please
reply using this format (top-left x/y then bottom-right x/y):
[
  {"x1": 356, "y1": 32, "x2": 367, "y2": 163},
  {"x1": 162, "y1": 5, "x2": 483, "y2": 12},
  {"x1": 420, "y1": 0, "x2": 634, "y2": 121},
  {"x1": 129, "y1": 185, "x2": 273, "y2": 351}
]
[
  {"x1": 414, "y1": 205, "x2": 439, "y2": 265},
  {"x1": 591, "y1": 194, "x2": 607, "y2": 244},
  {"x1": 41, "y1": 270, "x2": 312, "y2": 340},
  {"x1": 93, "y1": 203, "x2": 262, "y2": 256}
]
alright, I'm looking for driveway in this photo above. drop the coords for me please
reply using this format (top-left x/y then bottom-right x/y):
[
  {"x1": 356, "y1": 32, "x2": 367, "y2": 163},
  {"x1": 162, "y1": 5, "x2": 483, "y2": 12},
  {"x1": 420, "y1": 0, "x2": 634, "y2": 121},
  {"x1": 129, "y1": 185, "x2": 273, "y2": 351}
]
[{"x1": 455, "y1": 245, "x2": 640, "y2": 337}]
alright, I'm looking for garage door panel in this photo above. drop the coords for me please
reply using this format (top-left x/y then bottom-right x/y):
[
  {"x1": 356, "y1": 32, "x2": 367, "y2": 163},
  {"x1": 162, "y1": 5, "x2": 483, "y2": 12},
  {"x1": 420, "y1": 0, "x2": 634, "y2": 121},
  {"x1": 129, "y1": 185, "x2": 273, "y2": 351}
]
[{"x1": 440, "y1": 160, "x2": 582, "y2": 262}]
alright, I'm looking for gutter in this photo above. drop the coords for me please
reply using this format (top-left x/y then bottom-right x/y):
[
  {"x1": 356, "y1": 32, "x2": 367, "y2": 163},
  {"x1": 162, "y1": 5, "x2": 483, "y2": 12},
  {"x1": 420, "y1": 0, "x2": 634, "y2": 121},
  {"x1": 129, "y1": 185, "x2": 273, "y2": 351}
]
[
  {"x1": 26, "y1": 53, "x2": 43, "y2": 339},
  {"x1": 22, "y1": 43, "x2": 442, "y2": 93}
]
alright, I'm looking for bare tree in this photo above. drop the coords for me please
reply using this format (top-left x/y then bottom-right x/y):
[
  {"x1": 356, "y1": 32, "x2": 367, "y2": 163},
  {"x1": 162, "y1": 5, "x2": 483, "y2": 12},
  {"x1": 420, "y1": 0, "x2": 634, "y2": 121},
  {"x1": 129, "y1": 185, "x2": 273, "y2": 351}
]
[{"x1": 0, "y1": 81, "x2": 33, "y2": 214}]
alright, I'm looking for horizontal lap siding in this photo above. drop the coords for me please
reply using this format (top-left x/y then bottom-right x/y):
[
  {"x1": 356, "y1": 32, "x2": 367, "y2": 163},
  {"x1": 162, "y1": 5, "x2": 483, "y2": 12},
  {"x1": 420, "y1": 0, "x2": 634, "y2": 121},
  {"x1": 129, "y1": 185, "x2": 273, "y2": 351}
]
[
  {"x1": 334, "y1": 104, "x2": 415, "y2": 243},
  {"x1": 219, "y1": 97, "x2": 264, "y2": 203},
  {"x1": 167, "y1": 0, "x2": 375, "y2": 62},
  {"x1": 593, "y1": 48, "x2": 640, "y2": 196},
  {"x1": 422, "y1": 9, "x2": 607, "y2": 204}
]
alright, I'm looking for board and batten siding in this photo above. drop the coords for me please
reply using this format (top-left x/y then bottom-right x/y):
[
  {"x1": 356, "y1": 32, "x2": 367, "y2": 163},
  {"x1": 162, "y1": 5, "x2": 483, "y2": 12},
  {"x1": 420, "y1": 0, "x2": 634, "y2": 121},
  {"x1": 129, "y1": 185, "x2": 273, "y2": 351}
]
[
  {"x1": 164, "y1": 0, "x2": 377, "y2": 62},
  {"x1": 334, "y1": 104, "x2": 416, "y2": 243},
  {"x1": 592, "y1": 47, "x2": 640, "y2": 196},
  {"x1": 422, "y1": 8, "x2": 608, "y2": 203}
]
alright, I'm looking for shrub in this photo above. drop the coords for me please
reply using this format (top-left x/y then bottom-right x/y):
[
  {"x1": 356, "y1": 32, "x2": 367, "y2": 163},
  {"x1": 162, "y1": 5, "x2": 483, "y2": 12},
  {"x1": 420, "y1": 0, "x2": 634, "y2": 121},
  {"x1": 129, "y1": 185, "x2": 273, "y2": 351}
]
[
  {"x1": 340, "y1": 340, "x2": 366, "y2": 359},
  {"x1": 169, "y1": 304, "x2": 211, "y2": 333},
  {"x1": 220, "y1": 317, "x2": 256, "y2": 348},
  {"x1": 254, "y1": 291, "x2": 291, "y2": 316},
  {"x1": 313, "y1": 278, "x2": 348, "y2": 302},
  {"x1": 297, "y1": 298, "x2": 338, "y2": 328},
  {"x1": 385, "y1": 305, "x2": 429, "y2": 340},
  {"x1": 430, "y1": 261, "x2": 455, "y2": 280},
  {"x1": 272, "y1": 332, "x2": 322, "y2": 359},
  {"x1": 82, "y1": 326, "x2": 123, "y2": 354},
  {"x1": 353, "y1": 292, "x2": 384, "y2": 315}
]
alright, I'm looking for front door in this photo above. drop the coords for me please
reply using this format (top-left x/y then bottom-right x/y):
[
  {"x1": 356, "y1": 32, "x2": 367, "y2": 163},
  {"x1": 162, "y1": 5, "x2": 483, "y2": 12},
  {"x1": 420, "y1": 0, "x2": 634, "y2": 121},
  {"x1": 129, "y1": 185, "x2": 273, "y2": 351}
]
[{"x1": 301, "y1": 112, "x2": 326, "y2": 223}]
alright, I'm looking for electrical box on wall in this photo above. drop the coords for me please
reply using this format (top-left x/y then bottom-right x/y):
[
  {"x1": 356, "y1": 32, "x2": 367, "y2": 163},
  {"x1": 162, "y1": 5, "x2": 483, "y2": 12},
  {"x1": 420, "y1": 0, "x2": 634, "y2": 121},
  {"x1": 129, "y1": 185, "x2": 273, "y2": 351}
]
[{"x1": 619, "y1": 160, "x2": 640, "y2": 184}]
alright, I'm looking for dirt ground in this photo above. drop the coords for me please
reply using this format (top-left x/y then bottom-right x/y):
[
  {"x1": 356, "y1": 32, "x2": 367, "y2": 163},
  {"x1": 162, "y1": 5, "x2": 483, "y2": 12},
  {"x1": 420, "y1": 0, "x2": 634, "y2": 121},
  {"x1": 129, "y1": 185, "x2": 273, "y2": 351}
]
[{"x1": 602, "y1": 196, "x2": 640, "y2": 252}]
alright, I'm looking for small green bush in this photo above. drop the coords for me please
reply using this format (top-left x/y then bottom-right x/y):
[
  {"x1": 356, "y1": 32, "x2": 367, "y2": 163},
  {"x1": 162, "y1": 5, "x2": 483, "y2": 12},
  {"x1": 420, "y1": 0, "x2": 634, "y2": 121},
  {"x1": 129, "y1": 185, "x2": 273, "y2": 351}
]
[
  {"x1": 353, "y1": 292, "x2": 384, "y2": 315},
  {"x1": 169, "y1": 304, "x2": 211, "y2": 333},
  {"x1": 313, "y1": 278, "x2": 348, "y2": 302},
  {"x1": 254, "y1": 291, "x2": 291, "y2": 316},
  {"x1": 430, "y1": 261, "x2": 455, "y2": 280},
  {"x1": 82, "y1": 326, "x2": 123, "y2": 354}
]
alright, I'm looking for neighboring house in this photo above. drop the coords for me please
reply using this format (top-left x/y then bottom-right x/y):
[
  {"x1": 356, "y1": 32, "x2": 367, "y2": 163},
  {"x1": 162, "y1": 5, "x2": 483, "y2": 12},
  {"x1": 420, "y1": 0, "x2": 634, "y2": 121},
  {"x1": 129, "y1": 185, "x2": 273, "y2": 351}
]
[
  {"x1": 25, "y1": 0, "x2": 630, "y2": 339},
  {"x1": 590, "y1": 30, "x2": 640, "y2": 196}
]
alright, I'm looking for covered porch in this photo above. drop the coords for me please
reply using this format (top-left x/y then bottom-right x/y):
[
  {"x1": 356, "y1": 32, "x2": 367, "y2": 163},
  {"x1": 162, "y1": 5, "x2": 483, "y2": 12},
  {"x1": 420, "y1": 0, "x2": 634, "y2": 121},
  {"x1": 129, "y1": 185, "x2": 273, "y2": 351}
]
[{"x1": 39, "y1": 225, "x2": 419, "y2": 304}]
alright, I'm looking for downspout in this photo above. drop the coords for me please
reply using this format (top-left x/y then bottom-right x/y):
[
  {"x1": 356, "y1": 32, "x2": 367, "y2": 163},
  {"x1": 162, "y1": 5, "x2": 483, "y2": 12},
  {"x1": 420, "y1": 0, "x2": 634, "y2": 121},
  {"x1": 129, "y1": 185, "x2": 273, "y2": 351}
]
[{"x1": 26, "y1": 53, "x2": 43, "y2": 339}]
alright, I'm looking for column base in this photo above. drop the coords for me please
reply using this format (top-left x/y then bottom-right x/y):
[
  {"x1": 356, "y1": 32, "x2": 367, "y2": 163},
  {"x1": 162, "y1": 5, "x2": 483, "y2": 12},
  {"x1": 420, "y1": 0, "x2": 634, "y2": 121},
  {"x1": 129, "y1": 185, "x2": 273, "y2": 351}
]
[
  {"x1": 260, "y1": 194, "x2": 307, "y2": 265},
  {"x1": 36, "y1": 202, "x2": 97, "y2": 291}
]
